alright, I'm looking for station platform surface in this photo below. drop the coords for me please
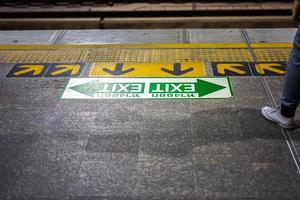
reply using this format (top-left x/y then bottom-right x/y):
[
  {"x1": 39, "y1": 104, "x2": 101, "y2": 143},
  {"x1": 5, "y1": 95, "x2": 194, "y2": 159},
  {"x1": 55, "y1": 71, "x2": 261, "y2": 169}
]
[{"x1": 1, "y1": 29, "x2": 300, "y2": 200}]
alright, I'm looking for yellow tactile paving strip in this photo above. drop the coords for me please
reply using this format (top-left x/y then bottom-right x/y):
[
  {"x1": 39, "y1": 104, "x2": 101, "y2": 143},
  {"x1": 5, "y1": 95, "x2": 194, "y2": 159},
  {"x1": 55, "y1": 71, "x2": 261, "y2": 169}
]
[
  {"x1": 0, "y1": 43, "x2": 292, "y2": 63},
  {"x1": 254, "y1": 49, "x2": 291, "y2": 62},
  {"x1": 0, "y1": 48, "x2": 253, "y2": 63},
  {"x1": 85, "y1": 48, "x2": 253, "y2": 63},
  {"x1": 0, "y1": 49, "x2": 88, "y2": 63}
]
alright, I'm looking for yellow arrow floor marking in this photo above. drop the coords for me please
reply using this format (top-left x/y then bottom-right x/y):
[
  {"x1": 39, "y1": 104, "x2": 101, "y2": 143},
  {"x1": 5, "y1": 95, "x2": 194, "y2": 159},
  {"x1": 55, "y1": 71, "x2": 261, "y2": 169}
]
[
  {"x1": 255, "y1": 63, "x2": 285, "y2": 75},
  {"x1": 13, "y1": 65, "x2": 44, "y2": 76},
  {"x1": 217, "y1": 63, "x2": 247, "y2": 75},
  {"x1": 89, "y1": 62, "x2": 206, "y2": 77},
  {"x1": 50, "y1": 64, "x2": 80, "y2": 76}
]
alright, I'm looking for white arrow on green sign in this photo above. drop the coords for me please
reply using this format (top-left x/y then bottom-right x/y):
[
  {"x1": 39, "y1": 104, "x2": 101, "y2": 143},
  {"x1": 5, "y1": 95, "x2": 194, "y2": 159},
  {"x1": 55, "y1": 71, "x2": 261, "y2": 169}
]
[{"x1": 62, "y1": 78, "x2": 233, "y2": 99}]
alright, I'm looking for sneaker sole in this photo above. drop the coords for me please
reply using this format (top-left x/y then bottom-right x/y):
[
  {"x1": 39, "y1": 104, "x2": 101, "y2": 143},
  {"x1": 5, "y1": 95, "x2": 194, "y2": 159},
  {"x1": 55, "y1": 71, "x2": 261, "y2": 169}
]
[{"x1": 261, "y1": 108, "x2": 297, "y2": 130}]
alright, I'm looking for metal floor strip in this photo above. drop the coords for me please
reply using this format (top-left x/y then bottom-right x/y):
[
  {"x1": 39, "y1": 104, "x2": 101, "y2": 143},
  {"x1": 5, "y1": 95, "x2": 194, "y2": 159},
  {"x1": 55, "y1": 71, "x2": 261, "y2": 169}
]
[
  {"x1": 241, "y1": 28, "x2": 300, "y2": 176},
  {"x1": 52, "y1": 30, "x2": 67, "y2": 45}
]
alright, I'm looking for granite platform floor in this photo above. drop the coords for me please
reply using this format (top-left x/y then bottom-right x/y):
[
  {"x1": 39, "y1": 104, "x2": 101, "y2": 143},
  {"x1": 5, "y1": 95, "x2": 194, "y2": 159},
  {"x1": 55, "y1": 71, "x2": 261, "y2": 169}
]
[{"x1": 1, "y1": 29, "x2": 300, "y2": 200}]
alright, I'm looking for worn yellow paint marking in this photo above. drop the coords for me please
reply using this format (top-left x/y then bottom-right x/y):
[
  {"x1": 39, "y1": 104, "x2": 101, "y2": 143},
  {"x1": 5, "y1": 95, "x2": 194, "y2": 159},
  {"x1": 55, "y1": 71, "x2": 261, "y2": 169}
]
[
  {"x1": 13, "y1": 65, "x2": 44, "y2": 76},
  {"x1": 50, "y1": 64, "x2": 81, "y2": 76},
  {"x1": 217, "y1": 63, "x2": 247, "y2": 75},
  {"x1": 255, "y1": 63, "x2": 285, "y2": 75}
]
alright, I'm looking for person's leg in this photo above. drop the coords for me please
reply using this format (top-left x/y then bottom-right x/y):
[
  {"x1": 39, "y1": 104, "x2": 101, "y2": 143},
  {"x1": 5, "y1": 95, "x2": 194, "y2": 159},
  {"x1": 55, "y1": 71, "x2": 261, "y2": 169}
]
[
  {"x1": 261, "y1": 25, "x2": 300, "y2": 129},
  {"x1": 281, "y1": 25, "x2": 300, "y2": 117}
]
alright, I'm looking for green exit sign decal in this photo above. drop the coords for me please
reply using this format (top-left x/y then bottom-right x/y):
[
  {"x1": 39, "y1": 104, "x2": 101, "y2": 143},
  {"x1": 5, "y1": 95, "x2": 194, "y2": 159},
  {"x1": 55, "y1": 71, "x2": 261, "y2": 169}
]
[{"x1": 62, "y1": 78, "x2": 233, "y2": 99}]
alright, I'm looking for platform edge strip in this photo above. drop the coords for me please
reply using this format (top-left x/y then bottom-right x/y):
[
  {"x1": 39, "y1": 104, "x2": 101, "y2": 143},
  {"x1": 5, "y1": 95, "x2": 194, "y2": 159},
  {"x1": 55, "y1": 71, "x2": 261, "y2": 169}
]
[{"x1": 0, "y1": 43, "x2": 250, "y2": 50}]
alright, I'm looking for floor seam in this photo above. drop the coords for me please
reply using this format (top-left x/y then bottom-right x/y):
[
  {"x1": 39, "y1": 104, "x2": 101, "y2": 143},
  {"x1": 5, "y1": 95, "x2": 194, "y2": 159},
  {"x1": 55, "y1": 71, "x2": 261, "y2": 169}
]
[
  {"x1": 189, "y1": 99, "x2": 197, "y2": 198},
  {"x1": 52, "y1": 30, "x2": 67, "y2": 45}
]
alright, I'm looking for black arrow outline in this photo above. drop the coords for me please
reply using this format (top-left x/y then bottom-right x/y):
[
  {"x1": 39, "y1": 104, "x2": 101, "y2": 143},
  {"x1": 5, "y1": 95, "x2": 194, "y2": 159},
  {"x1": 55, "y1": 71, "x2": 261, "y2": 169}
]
[
  {"x1": 103, "y1": 63, "x2": 135, "y2": 76},
  {"x1": 161, "y1": 63, "x2": 193, "y2": 76}
]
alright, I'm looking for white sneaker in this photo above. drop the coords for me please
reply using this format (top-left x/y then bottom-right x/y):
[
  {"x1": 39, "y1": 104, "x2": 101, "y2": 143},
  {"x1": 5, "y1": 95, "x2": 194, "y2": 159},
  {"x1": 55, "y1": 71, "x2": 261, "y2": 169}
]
[{"x1": 261, "y1": 106, "x2": 297, "y2": 130}]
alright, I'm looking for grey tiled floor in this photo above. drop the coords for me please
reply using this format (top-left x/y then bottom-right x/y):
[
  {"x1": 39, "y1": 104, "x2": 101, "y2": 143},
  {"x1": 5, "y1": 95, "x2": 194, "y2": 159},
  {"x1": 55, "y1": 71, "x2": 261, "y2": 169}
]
[
  {"x1": 1, "y1": 73, "x2": 300, "y2": 200},
  {"x1": 1, "y1": 29, "x2": 300, "y2": 200}
]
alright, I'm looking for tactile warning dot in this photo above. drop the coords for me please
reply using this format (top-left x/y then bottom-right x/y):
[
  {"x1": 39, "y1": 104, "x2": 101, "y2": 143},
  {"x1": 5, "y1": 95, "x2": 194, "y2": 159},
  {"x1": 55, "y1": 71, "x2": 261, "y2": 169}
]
[{"x1": 254, "y1": 49, "x2": 291, "y2": 62}]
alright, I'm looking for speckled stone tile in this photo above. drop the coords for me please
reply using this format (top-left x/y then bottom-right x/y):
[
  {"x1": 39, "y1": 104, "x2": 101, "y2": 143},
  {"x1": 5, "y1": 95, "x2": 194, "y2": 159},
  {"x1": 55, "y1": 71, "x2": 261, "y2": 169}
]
[
  {"x1": 92, "y1": 101, "x2": 147, "y2": 133},
  {"x1": 69, "y1": 153, "x2": 138, "y2": 198},
  {"x1": 0, "y1": 134, "x2": 41, "y2": 164},
  {"x1": 231, "y1": 77, "x2": 269, "y2": 108},
  {"x1": 245, "y1": 28, "x2": 296, "y2": 43},
  {"x1": 140, "y1": 130, "x2": 193, "y2": 158},
  {"x1": 0, "y1": 78, "x2": 68, "y2": 108},
  {"x1": 253, "y1": 162, "x2": 300, "y2": 199},
  {"x1": 0, "y1": 107, "x2": 54, "y2": 135},
  {"x1": 61, "y1": 30, "x2": 181, "y2": 44},
  {"x1": 238, "y1": 107, "x2": 282, "y2": 138},
  {"x1": 0, "y1": 134, "x2": 41, "y2": 199},
  {"x1": 24, "y1": 131, "x2": 88, "y2": 162},
  {"x1": 0, "y1": 64, "x2": 14, "y2": 77},
  {"x1": 249, "y1": 138, "x2": 298, "y2": 165},
  {"x1": 191, "y1": 107, "x2": 242, "y2": 141},
  {"x1": 189, "y1": 29, "x2": 244, "y2": 43},
  {"x1": 193, "y1": 141, "x2": 258, "y2": 199},
  {"x1": 134, "y1": 154, "x2": 195, "y2": 199},
  {"x1": 10, "y1": 157, "x2": 80, "y2": 199},
  {"x1": 0, "y1": 162, "x2": 17, "y2": 200},
  {"x1": 7, "y1": 132, "x2": 83, "y2": 199},
  {"x1": 86, "y1": 134, "x2": 140, "y2": 154},
  {"x1": 45, "y1": 106, "x2": 98, "y2": 133},
  {"x1": 0, "y1": 30, "x2": 59, "y2": 44},
  {"x1": 8, "y1": 197, "x2": 69, "y2": 200},
  {"x1": 68, "y1": 196, "x2": 138, "y2": 200},
  {"x1": 236, "y1": 98, "x2": 300, "y2": 199},
  {"x1": 92, "y1": 100, "x2": 192, "y2": 134},
  {"x1": 191, "y1": 102, "x2": 258, "y2": 199},
  {"x1": 190, "y1": 98, "x2": 236, "y2": 114}
]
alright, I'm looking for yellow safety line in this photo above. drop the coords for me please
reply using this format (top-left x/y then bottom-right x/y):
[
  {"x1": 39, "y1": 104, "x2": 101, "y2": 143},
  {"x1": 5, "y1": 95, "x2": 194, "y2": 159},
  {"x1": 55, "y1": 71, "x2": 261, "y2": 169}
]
[
  {"x1": 250, "y1": 43, "x2": 292, "y2": 48},
  {"x1": 0, "y1": 43, "x2": 248, "y2": 50}
]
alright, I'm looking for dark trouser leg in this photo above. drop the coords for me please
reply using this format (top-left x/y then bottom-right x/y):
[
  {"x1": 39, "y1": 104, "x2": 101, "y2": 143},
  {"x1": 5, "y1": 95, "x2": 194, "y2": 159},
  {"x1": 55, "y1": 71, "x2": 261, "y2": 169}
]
[{"x1": 281, "y1": 25, "x2": 300, "y2": 118}]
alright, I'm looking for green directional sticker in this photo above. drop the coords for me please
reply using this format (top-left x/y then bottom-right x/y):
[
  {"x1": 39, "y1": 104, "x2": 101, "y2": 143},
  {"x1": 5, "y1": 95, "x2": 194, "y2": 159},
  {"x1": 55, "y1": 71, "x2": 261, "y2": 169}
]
[
  {"x1": 62, "y1": 78, "x2": 233, "y2": 99},
  {"x1": 70, "y1": 81, "x2": 145, "y2": 97}
]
